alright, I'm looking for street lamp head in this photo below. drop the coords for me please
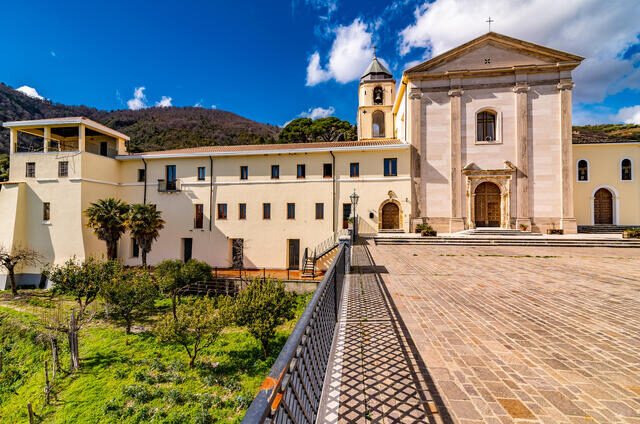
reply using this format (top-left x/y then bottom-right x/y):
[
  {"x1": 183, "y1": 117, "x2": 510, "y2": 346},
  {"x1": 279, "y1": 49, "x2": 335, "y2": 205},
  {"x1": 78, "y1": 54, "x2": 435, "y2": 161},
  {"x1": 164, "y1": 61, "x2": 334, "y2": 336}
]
[{"x1": 350, "y1": 189, "x2": 359, "y2": 206}]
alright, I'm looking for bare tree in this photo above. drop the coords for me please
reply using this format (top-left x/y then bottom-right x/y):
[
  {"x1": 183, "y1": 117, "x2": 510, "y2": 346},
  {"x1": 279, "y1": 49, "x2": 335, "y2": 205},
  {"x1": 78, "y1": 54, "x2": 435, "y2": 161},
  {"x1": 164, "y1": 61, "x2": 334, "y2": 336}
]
[{"x1": 0, "y1": 245, "x2": 41, "y2": 296}]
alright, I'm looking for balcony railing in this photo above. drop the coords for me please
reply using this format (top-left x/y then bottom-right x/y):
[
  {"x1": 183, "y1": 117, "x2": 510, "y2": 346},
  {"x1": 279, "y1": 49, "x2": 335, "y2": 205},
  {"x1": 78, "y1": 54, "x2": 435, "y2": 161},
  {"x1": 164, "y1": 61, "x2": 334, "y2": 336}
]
[
  {"x1": 157, "y1": 179, "x2": 181, "y2": 192},
  {"x1": 242, "y1": 241, "x2": 348, "y2": 424}
]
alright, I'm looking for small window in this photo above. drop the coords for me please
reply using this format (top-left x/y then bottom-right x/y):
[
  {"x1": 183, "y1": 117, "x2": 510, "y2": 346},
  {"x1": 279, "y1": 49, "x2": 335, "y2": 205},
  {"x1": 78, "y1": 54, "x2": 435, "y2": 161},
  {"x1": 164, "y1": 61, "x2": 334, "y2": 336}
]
[
  {"x1": 622, "y1": 158, "x2": 632, "y2": 181},
  {"x1": 315, "y1": 203, "x2": 324, "y2": 220},
  {"x1": 287, "y1": 203, "x2": 296, "y2": 219},
  {"x1": 100, "y1": 141, "x2": 108, "y2": 156},
  {"x1": 577, "y1": 160, "x2": 588, "y2": 181},
  {"x1": 384, "y1": 158, "x2": 397, "y2": 176},
  {"x1": 263, "y1": 203, "x2": 271, "y2": 219},
  {"x1": 323, "y1": 163, "x2": 332, "y2": 178},
  {"x1": 138, "y1": 169, "x2": 146, "y2": 182},
  {"x1": 194, "y1": 204, "x2": 204, "y2": 229},
  {"x1": 477, "y1": 110, "x2": 496, "y2": 141},
  {"x1": 240, "y1": 166, "x2": 248, "y2": 180},
  {"x1": 217, "y1": 203, "x2": 227, "y2": 219},
  {"x1": 58, "y1": 161, "x2": 68, "y2": 177},
  {"x1": 198, "y1": 167, "x2": 206, "y2": 181},
  {"x1": 43, "y1": 202, "x2": 50, "y2": 221},
  {"x1": 372, "y1": 111, "x2": 385, "y2": 137},
  {"x1": 271, "y1": 165, "x2": 279, "y2": 179},
  {"x1": 132, "y1": 238, "x2": 139, "y2": 258},
  {"x1": 297, "y1": 164, "x2": 306, "y2": 179},
  {"x1": 26, "y1": 162, "x2": 36, "y2": 178},
  {"x1": 350, "y1": 162, "x2": 360, "y2": 177},
  {"x1": 239, "y1": 203, "x2": 247, "y2": 220}
]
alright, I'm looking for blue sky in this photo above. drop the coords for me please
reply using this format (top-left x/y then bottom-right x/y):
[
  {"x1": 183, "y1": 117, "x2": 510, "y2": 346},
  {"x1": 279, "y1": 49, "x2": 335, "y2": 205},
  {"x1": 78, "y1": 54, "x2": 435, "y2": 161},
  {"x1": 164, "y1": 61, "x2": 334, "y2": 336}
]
[{"x1": 1, "y1": 0, "x2": 639, "y2": 126}]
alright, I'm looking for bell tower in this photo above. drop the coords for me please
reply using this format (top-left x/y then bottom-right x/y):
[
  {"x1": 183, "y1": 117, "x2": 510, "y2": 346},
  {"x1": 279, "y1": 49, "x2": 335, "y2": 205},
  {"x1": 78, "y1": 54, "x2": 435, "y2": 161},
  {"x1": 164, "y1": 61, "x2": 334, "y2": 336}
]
[{"x1": 357, "y1": 52, "x2": 395, "y2": 140}]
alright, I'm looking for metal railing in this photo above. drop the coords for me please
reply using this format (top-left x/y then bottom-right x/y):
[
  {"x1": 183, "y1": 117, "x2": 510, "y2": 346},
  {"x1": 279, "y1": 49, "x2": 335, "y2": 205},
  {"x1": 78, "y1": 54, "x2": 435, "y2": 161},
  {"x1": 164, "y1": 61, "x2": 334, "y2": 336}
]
[
  {"x1": 157, "y1": 179, "x2": 181, "y2": 192},
  {"x1": 242, "y1": 242, "x2": 348, "y2": 424}
]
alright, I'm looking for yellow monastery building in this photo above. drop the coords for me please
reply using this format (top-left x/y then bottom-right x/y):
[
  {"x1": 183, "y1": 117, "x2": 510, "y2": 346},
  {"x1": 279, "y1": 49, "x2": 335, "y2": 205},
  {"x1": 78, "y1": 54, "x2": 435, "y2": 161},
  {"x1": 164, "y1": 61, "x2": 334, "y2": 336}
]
[{"x1": 1, "y1": 32, "x2": 639, "y2": 287}]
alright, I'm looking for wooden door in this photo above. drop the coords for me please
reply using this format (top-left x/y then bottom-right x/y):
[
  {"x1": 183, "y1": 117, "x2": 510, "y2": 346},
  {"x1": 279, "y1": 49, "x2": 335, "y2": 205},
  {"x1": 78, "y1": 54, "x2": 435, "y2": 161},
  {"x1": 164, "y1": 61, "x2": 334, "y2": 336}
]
[
  {"x1": 288, "y1": 239, "x2": 300, "y2": 270},
  {"x1": 594, "y1": 188, "x2": 613, "y2": 224},
  {"x1": 342, "y1": 204, "x2": 351, "y2": 229},
  {"x1": 474, "y1": 182, "x2": 501, "y2": 227},
  {"x1": 231, "y1": 238, "x2": 243, "y2": 269},
  {"x1": 381, "y1": 203, "x2": 399, "y2": 229},
  {"x1": 183, "y1": 238, "x2": 192, "y2": 262}
]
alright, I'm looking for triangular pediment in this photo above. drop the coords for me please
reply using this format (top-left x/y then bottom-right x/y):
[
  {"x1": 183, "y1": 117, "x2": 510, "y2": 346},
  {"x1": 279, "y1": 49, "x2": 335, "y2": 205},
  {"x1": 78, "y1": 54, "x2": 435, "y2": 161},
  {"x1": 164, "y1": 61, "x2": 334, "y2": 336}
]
[{"x1": 406, "y1": 32, "x2": 583, "y2": 74}]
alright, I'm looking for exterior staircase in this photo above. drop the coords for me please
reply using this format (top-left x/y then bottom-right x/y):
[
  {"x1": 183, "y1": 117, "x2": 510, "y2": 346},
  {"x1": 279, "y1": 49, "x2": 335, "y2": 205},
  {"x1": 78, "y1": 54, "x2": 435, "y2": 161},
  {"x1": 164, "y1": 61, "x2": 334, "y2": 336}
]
[
  {"x1": 373, "y1": 234, "x2": 640, "y2": 248},
  {"x1": 458, "y1": 228, "x2": 542, "y2": 236},
  {"x1": 578, "y1": 225, "x2": 637, "y2": 234}
]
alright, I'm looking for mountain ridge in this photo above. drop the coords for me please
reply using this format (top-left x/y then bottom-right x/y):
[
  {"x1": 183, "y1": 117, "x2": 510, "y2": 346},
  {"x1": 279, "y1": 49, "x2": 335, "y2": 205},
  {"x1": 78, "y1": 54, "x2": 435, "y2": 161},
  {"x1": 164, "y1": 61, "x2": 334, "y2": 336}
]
[{"x1": 0, "y1": 83, "x2": 281, "y2": 154}]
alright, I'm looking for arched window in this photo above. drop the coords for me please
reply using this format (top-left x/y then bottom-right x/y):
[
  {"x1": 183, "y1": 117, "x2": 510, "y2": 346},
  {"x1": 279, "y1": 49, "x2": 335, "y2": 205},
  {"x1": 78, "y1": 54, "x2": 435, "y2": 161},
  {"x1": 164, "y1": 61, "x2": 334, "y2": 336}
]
[
  {"x1": 372, "y1": 111, "x2": 385, "y2": 137},
  {"x1": 373, "y1": 86, "x2": 383, "y2": 105},
  {"x1": 621, "y1": 158, "x2": 632, "y2": 181},
  {"x1": 578, "y1": 160, "x2": 589, "y2": 181},
  {"x1": 477, "y1": 110, "x2": 496, "y2": 141}
]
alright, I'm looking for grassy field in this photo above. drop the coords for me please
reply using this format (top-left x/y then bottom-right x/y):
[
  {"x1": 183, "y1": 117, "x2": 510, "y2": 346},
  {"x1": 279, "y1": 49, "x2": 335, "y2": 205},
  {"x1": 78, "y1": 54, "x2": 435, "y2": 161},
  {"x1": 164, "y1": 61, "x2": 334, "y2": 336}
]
[{"x1": 0, "y1": 290, "x2": 311, "y2": 423}]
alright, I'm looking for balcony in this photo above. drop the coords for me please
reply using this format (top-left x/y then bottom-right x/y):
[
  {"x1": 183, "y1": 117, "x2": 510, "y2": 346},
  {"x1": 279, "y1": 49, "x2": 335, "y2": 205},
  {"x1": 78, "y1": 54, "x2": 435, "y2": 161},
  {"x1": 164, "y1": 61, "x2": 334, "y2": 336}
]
[{"x1": 157, "y1": 179, "x2": 181, "y2": 192}]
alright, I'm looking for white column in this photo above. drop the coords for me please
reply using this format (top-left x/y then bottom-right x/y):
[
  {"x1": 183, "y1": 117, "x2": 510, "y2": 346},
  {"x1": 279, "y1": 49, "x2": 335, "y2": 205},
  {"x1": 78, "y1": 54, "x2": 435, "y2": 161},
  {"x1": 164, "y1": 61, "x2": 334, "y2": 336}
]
[
  {"x1": 43, "y1": 127, "x2": 50, "y2": 153},
  {"x1": 78, "y1": 124, "x2": 86, "y2": 152},
  {"x1": 9, "y1": 128, "x2": 17, "y2": 153},
  {"x1": 513, "y1": 82, "x2": 530, "y2": 229},
  {"x1": 448, "y1": 87, "x2": 465, "y2": 232}
]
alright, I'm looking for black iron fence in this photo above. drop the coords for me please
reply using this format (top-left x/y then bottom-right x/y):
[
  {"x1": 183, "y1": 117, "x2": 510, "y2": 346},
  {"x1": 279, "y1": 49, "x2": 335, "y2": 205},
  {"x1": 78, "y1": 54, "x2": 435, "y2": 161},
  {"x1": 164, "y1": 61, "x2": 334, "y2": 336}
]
[{"x1": 241, "y1": 242, "x2": 348, "y2": 424}]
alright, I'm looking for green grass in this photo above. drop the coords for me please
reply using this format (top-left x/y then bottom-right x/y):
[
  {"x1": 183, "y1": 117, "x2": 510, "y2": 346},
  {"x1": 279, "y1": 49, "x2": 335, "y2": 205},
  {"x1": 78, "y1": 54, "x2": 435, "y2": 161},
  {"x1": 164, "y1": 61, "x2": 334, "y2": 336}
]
[{"x1": 0, "y1": 292, "x2": 312, "y2": 423}]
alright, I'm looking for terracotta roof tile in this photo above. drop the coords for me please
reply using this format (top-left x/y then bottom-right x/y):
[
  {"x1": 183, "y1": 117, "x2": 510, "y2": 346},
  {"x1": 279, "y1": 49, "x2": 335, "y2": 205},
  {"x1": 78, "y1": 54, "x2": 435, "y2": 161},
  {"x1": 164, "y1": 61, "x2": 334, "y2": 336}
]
[{"x1": 129, "y1": 139, "x2": 404, "y2": 156}]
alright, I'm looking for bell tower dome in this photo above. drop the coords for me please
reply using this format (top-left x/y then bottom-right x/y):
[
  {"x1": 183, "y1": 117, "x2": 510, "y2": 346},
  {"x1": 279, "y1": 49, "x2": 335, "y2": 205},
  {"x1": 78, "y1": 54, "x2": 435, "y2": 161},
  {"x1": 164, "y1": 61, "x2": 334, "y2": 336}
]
[{"x1": 357, "y1": 53, "x2": 395, "y2": 140}]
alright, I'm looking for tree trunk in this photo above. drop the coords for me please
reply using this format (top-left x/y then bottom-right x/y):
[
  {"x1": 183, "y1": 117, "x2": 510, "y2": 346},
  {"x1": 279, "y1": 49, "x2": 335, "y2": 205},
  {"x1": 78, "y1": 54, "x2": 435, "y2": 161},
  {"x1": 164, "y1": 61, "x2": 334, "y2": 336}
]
[
  {"x1": 189, "y1": 354, "x2": 196, "y2": 368},
  {"x1": 107, "y1": 241, "x2": 117, "y2": 260},
  {"x1": 68, "y1": 309, "x2": 80, "y2": 371},
  {"x1": 50, "y1": 338, "x2": 59, "y2": 373},
  {"x1": 8, "y1": 269, "x2": 17, "y2": 296},
  {"x1": 261, "y1": 340, "x2": 269, "y2": 359},
  {"x1": 141, "y1": 249, "x2": 147, "y2": 268},
  {"x1": 172, "y1": 294, "x2": 177, "y2": 319}
]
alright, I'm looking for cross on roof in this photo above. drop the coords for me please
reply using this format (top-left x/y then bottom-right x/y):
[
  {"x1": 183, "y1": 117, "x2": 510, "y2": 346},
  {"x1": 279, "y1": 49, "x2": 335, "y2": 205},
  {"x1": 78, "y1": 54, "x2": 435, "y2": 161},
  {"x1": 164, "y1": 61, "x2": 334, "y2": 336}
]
[
  {"x1": 373, "y1": 44, "x2": 377, "y2": 59},
  {"x1": 486, "y1": 16, "x2": 494, "y2": 32}
]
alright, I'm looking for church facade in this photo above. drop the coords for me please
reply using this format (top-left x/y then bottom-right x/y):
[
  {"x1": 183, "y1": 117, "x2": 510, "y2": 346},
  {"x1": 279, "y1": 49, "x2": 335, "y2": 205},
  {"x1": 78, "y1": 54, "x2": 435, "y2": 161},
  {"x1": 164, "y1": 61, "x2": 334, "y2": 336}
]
[{"x1": 1, "y1": 32, "x2": 639, "y2": 287}]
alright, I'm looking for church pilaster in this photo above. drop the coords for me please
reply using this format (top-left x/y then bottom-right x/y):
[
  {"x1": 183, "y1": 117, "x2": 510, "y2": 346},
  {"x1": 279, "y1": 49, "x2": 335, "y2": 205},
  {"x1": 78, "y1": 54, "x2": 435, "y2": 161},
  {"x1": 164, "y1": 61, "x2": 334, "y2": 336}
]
[
  {"x1": 513, "y1": 82, "x2": 531, "y2": 230},
  {"x1": 448, "y1": 87, "x2": 465, "y2": 233},
  {"x1": 558, "y1": 80, "x2": 577, "y2": 234},
  {"x1": 409, "y1": 90, "x2": 424, "y2": 219}
]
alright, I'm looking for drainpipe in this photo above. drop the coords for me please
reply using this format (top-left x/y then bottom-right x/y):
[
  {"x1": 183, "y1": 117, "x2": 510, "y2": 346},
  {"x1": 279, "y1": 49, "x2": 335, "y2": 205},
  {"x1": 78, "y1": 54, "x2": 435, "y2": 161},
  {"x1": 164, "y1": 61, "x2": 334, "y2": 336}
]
[
  {"x1": 209, "y1": 156, "x2": 213, "y2": 231},
  {"x1": 142, "y1": 158, "x2": 148, "y2": 205},
  {"x1": 330, "y1": 151, "x2": 336, "y2": 235}
]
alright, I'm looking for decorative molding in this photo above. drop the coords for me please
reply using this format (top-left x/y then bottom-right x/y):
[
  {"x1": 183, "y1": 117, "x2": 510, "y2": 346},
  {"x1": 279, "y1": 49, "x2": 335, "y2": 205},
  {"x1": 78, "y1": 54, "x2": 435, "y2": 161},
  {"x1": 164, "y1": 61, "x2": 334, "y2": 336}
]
[
  {"x1": 512, "y1": 83, "x2": 530, "y2": 93},
  {"x1": 448, "y1": 88, "x2": 464, "y2": 97},
  {"x1": 557, "y1": 80, "x2": 575, "y2": 90}
]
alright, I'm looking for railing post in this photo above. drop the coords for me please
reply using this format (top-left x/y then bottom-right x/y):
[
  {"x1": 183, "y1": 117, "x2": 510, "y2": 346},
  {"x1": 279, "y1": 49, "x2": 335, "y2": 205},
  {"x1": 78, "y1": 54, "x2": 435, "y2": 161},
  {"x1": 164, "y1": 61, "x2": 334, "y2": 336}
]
[{"x1": 339, "y1": 236, "x2": 351, "y2": 275}]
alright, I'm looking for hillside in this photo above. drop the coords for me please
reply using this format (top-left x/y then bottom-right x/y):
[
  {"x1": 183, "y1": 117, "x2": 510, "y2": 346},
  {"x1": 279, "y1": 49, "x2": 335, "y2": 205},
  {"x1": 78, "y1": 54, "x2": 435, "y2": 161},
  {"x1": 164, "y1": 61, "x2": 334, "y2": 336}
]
[
  {"x1": 0, "y1": 83, "x2": 281, "y2": 154},
  {"x1": 573, "y1": 124, "x2": 640, "y2": 143}
]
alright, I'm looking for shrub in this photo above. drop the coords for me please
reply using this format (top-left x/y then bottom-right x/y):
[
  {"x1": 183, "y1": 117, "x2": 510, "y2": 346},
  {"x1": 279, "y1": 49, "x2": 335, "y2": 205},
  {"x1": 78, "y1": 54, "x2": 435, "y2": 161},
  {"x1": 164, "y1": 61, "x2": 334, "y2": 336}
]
[
  {"x1": 623, "y1": 228, "x2": 640, "y2": 238},
  {"x1": 155, "y1": 259, "x2": 212, "y2": 318},
  {"x1": 233, "y1": 279, "x2": 296, "y2": 359}
]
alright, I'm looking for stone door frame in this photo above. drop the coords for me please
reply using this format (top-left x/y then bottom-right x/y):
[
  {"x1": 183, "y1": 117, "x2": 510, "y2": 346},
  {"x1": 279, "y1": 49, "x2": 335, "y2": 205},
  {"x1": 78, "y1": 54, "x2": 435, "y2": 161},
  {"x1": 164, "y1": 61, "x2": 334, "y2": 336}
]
[{"x1": 463, "y1": 162, "x2": 515, "y2": 229}]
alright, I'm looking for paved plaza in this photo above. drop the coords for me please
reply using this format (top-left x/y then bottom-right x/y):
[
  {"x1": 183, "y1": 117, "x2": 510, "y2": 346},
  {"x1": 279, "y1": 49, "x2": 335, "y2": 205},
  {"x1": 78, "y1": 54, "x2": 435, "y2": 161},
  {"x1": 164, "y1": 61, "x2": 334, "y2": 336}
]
[
  {"x1": 321, "y1": 241, "x2": 640, "y2": 423},
  {"x1": 364, "y1": 242, "x2": 640, "y2": 423}
]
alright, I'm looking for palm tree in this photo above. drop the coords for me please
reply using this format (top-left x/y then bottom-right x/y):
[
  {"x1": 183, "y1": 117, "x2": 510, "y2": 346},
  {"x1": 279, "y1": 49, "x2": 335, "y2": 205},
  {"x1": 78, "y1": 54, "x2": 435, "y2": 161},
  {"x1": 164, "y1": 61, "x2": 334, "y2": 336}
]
[
  {"x1": 126, "y1": 204, "x2": 165, "y2": 267},
  {"x1": 84, "y1": 198, "x2": 129, "y2": 260}
]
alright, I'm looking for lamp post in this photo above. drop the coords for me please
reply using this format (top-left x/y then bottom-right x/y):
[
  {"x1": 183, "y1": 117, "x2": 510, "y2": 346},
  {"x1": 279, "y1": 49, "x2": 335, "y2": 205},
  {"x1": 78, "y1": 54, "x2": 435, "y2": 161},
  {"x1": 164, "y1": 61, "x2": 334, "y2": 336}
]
[{"x1": 350, "y1": 189, "x2": 359, "y2": 238}]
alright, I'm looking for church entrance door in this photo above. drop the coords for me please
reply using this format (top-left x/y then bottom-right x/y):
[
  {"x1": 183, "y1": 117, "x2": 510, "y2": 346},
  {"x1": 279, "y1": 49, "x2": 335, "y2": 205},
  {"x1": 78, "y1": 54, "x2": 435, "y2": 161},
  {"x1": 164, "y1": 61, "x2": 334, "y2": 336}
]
[
  {"x1": 381, "y1": 203, "x2": 400, "y2": 230},
  {"x1": 474, "y1": 182, "x2": 501, "y2": 227},
  {"x1": 594, "y1": 188, "x2": 613, "y2": 224}
]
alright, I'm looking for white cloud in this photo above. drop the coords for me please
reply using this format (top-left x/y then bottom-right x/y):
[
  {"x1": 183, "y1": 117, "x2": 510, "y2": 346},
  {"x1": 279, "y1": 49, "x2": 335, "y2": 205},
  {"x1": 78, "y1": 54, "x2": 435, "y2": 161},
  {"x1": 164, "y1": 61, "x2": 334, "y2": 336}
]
[
  {"x1": 300, "y1": 106, "x2": 335, "y2": 119},
  {"x1": 306, "y1": 18, "x2": 375, "y2": 86},
  {"x1": 211, "y1": 105, "x2": 217, "y2": 109},
  {"x1": 127, "y1": 87, "x2": 147, "y2": 110},
  {"x1": 155, "y1": 96, "x2": 173, "y2": 107},
  {"x1": 613, "y1": 105, "x2": 640, "y2": 124},
  {"x1": 303, "y1": 0, "x2": 338, "y2": 17},
  {"x1": 397, "y1": 0, "x2": 640, "y2": 104},
  {"x1": 16, "y1": 85, "x2": 44, "y2": 100},
  {"x1": 50, "y1": 51, "x2": 56, "y2": 57}
]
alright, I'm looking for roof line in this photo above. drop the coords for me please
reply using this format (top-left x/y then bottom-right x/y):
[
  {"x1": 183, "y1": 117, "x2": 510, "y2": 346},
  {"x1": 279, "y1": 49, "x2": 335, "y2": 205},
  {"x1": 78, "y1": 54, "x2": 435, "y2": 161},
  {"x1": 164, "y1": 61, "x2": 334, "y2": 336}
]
[
  {"x1": 117, "y1": 143, "x2": 408, "y2": 160},
  {"x1": 2, "y1": 117, "x2": 130, "y2": 141}
]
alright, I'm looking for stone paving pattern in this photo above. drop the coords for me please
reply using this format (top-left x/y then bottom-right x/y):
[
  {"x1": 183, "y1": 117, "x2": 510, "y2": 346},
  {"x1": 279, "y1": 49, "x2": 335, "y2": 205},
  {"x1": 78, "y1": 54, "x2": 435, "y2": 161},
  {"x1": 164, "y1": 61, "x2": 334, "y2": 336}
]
[
  {"x1": 367, "y1": 242, "x2": 640, "y2": 423},
  {"x1": 327, "y1": 242, "x2": 447, "y2": 423}
]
